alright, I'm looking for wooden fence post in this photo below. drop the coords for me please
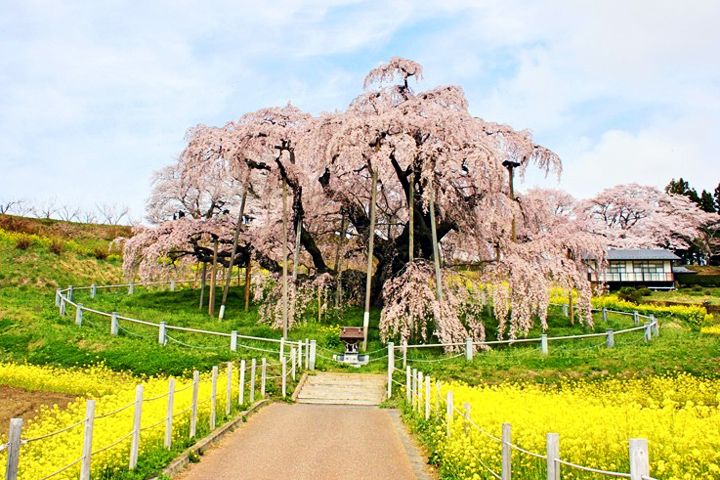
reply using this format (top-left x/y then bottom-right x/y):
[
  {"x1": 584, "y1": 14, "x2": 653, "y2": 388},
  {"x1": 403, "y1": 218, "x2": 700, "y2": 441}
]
[
  {"x1": 80, "y1": 401, "x2": 95, "y2": 480},
  {"x1": 190, "y1": 370, "x2": 199, "y2": 438},
  {"x1": 239, "y1": 359, "x2": 246, "y2": 405},
  {"x1": 606, "y1": 329, "x2": 615, "y2": 348},
  {"x1": 402, "y1": 340, "x2": 407, "y2": 368},
  {"x1": 226, "y1": 362, "x2": 233, "y2": 416},
  {"x1": 291, "y1": 347, "x2": 296, "y2": 381},
  {"x1": 261, "y1": 358, "x2": 267, "y2": 397},
  {"x1": 417, "y1": 371, "x2": 423, "y2": 411},
  {"x1": 60, "y1": 296, "x2": 66, "y2": 316},
  {"x1": 412, "y1": 368, "x2": 417, "y2": 410},
  {"x1": 602, "y1": 307, "x2": 608, "y2": 322},
  {"x1": 210, "y1": 366, "x2": 218, "y2": 430},
  {"x1": 128, "y1": 282, "x2": 134, "y2": 295},
  {"x1": 629, "y1": 438, "x2": 649, "y2": 480},
  {"x1": 170, "y1": 280, "x2": 176, "y2": 292},
  {"x1": 650, "y1": 314, "x2": 658, "y2": 336},
  {"x1": 562, "y1": 304, "x2": 568, "y2": 317},
  {"x1": 129, "y1": 385, "x2": 144, "y2": 470},
  {"x1": 309, "y1": 340, "x2": 317, "y2": 370},
  {"x1": 502, "y1": 423, "x2": 512, "y2": 480},
  {"x1": 230, "y1": 331, "x2": 237, "y2": 352},
  {"x1": 111, "y1": 312, "x2": 119, "y2": 335},
  {"x1": 644, "y1": 322, "x2": 651, "y2": 341},
  {"x1": 305, "y1": 338, "x2": 310, "y2": 369},
  {"x1": 250, "y1": 359, "x2": 256, "y2": 403},
  {"x1": 425, "y1": 376, "x2": 431, "y2": 421},
  {"x1": 158, "y1": 322, "x2": 166, "y2": 345},
  {"x1": 68, "y1": 286, "x2": 73, "y2": 302},
  {"x1": 165, "y1": 378, "x2": 175, "y2": 449},
  {"x1": 55, "y1": 288, "x2": 61, "y2": 307},
  {"x1": 75, "y1": 304, "x2": 83, "y2": 326},
  {"x1": 633, "y1": 311, "x2": 639, "y2": 326},
  {"x1": 5, "y1": 418, "x2": 23, "y2": 480},
  {"x1": 465, "y1": 339, "x2": 473, "y2": 361},
  {"x1": 446, "y1": 391, "x2": 453, "y2": 437},
  {"x1": 282, "y1": 357, "x2": 287, "y2": 397},
  {"x1": 546, "y1": 433, "x2": 560, "y2": 480},
  {"x1": 541, "y1": 334, "x2": 548, "y2": 355},
  {"x1": 280, "y1": 338, "x2": 285, "y2": 362},
  {"x1": 387, "y1": 342, "x2": 394, "y2": 398},
  {"x1": 91, "y1": 284, "x2": 97, "y2": 298},
  {"x1": 406, "y1": 366, "x2": 412, "y2": 403}
]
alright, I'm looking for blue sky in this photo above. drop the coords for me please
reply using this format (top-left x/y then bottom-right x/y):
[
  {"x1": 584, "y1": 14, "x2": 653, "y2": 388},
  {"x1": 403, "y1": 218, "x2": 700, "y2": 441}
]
[{"x1": 1, "y1": 0, "x2": 718, "y2": 223}]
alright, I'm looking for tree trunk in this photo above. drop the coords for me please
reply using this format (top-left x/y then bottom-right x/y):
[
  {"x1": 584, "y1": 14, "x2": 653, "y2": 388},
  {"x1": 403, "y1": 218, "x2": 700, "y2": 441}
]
[
  {"x1": 409, "y1": 171, "x2": 414, "y2": 262},
  {"x1": 292, "y1": 219, "x2": 302, "y2": 282},
  {"x1": 209, "y1": 237, "x2": 219, "y2": 316},
  {"x1": 334, "y1": 214, "x2": 347, "y2": 309},
  {"x1": 430, "y1": 187, "x2": 443, "y2": 301},
  {"x1": 363, "y1": 169, "x2": 379, "y2": 351},
  {"x1": 282, "y1": 178, "x2": 289, "y2": 339},
  {"x1": 199, "y1": 262, "x2": 207, "y2": 311},
  {"x1": 244, "y1": 260, "x2": 252, "y2": 312},
  {"x1": 219, "y1": 177, "x2": 250, "y2": 319}
]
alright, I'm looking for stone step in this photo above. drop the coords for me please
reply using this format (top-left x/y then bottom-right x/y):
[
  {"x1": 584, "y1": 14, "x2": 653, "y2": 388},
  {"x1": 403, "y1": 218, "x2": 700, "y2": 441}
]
[{"x1": 296, "y1": 372, "x2": 387, "y2": 406}]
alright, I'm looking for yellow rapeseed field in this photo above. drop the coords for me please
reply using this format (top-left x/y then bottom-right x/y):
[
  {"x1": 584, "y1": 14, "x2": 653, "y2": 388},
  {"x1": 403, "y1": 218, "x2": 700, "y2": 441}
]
[
  {"x1": 0, "y1": 362, "x2": 243, "y2": 479},
  {"x1": 419, "y1": 374, "x2": 720, "y2": 479}
]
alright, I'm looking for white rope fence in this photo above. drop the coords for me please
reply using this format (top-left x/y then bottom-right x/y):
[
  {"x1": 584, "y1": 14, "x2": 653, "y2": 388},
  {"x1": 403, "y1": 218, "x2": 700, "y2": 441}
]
[
  {"x1": 387, "y1": 363, "x2": 656, "y2": 480},
  {"x1": 54, "y1": 282, "x2": 309, "y2": 358},
  {"x1": 1, "y1": 351, "x2": 307, "y2": 480}
]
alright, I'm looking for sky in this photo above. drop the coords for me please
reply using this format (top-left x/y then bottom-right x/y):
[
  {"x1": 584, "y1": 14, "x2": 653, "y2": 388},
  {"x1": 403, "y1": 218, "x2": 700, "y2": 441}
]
[{"x1": 1, "y1": 0, "x2": 719, "y2": 223}]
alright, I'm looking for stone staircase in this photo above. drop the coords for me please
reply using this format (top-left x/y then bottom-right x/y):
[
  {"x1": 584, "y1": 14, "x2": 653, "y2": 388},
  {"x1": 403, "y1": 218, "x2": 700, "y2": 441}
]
[{"x1": 296, "y1": 372, "x2": 387, "y2": 406}]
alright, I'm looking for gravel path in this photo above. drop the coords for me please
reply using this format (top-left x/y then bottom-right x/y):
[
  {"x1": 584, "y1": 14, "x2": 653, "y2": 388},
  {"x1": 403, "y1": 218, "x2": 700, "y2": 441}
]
[{"x1": 176, "y1": 403, "x2": 429, "y2": 479}]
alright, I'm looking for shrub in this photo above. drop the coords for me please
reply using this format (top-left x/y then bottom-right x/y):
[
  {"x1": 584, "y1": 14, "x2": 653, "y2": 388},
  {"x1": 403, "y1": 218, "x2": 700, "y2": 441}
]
[
  {"x1": 93, "y1": 247, "x2": 109, "y2": 260},
  {"x1": 15, "y1": 235, "x2": 32, "y2": 250},
  {"x1": 693, "y1": 284, "x2": 703, "y2": 292},
  {"x1": 617, "y1": 287, "x2": 641, "y2": 304},
  {"x1": 49, "y1": 239, "x2": 64, "y2": 255},
  {"x1": 704, "y1": 290, "x2": 712, "y2": 296},
  {"x1": 636, "y1": 287, "x2": 652, "y2": 296}
]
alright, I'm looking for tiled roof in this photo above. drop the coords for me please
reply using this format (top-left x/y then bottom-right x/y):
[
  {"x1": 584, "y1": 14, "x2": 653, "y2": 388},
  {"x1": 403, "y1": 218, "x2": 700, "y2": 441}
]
[{"x1": 607, "y1": 249, "x2": 681, "y2": 261}]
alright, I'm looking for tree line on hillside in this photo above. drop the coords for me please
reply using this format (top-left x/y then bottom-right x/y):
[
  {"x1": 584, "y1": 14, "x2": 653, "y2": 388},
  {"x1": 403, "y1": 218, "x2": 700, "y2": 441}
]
[
  {"x1": 665, "y1": 178, "x2": 720, "y2": 264},
  {"x1": 0, "y1": 199, "x2": 136, "y2": 226}
]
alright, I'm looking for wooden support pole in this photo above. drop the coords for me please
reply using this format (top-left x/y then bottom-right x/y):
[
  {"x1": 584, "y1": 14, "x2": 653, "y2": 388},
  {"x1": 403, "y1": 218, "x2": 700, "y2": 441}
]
[
  {"x1": 249, "y1": 359, "x2": 256, "y2": 403},
  {"x1": 165, "y1": 378, "x2": 175, "y2": 449},
  {"x1": 5, "y1": 418, "x2": 23, "y2": 480},
  {"x1": 75, "y1": 304, "x2": 83, "y2": 326},
  {"x1": 129, "y1": 385, "x2": 144, "y2": 470},
  {"x1": 387, "y1": 342, "x2": 394, "y2": 398},
  {"x1": 239, "y1": 359, "x2": 246, "y2": 406},
  {"x1": 406, "y1": 366, "x2": 411, "y2": 403},
  {"x1": 541, "y1": 334, "x2": 548, "y2": 355},
  {"x1": 209, "y1": 238, "x2": 219, "y2": 317},
  {"x1": 282, "y1": 357, "x2": 287, "y2": 398},
  {"x1": 502, "y1": 423, "x2": 512, "y2": 480},
  {"x1": 425, "y1": 375, "x2": 431, "y2": 421},
  {"x1": 210, "y1": 366, "x2": 218, "y2": 430},
  {"x1": 190, "y1": 371, "x2": 199, "y2": 438},
  {"x1": 629, "y1": 438, "x2": 650, "y2": 480},
  {"x1": 363, "y1": 169, "x2": 379, "y2": 351},
  {"x1": 429, "y1": 186, "x2": 443, "y2": 301},
  {"x1": 111, "y1": 312, "x2": 119, "y2": 335},
  {"x1": 231, "y1": 331, "x2": 237, "y2": 352},
  {"x1": 334, "y1": 214, "x2": 347, "y2": 309},
  {"x1": 606, "y1": 329, "x2": 615, "y2": 348},
  {"x1": 408, "y1": 171, "x2": 414, "y2": 262},
  {"x1": 244, "y1": 260, "x2": 252, "y2": 312},
  {"x1": 80, "y1": 401, "x2": 95, "y2": 480},
  {"x1": 261, "y1": 358, "x2": 267, "y2": 397},
  {"x1": 282, "y1": 178, "x2": 289, "y2": 339},
  {"x1": 463, "y1": 403, "x2": 471, "y2": 436},
  {"x1": 546, "y1": 433, "x2": 560, "y2": 480}
]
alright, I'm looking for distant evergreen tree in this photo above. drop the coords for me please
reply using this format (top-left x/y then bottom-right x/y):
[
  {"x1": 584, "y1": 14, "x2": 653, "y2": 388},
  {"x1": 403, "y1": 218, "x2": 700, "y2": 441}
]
[
  {"x1": 700, "y1": 190, "x2": 716, "y2": 213},
  {"x1": 714, "y1": 182, "x2": 720, "y2": 212}
]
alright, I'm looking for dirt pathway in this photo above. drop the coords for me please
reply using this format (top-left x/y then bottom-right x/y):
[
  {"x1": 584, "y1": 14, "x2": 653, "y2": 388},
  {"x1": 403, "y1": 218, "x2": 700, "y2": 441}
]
[{"x1": 176, "y1": 403, "x2": 431, "y2": 480}]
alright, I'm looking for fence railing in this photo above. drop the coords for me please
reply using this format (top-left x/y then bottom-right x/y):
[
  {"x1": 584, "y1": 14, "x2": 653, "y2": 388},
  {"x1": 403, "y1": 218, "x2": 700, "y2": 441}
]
[
  {"x1": 2, "y1": 350, "x2": 306, "y2": 480},
  {"x1": 387, "y1": 357, "x2": 658, "y2": 480},
  {"x1": 393, "y1": 308, "x2": 658, "y2": 367},
  {"x1": 54, "y1": 282, "x2": 315, "y2": 361}
]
